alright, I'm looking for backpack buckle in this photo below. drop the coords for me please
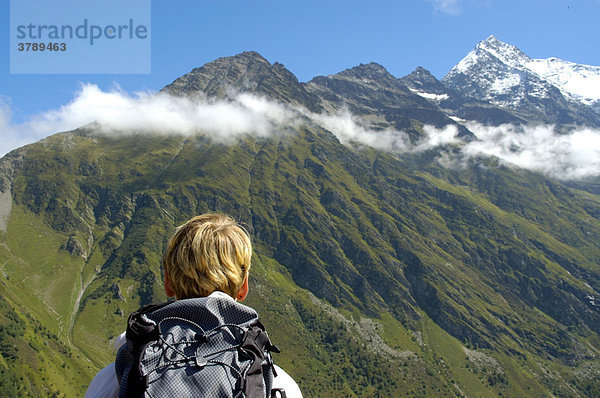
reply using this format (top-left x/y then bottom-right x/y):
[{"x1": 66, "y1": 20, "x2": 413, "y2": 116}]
[
  {"x1": 271, "y1": 388, "x2": 287, "y2": 398},
  {"x1": 195, "y1": 346, "x2": 208, "y2": 368}
]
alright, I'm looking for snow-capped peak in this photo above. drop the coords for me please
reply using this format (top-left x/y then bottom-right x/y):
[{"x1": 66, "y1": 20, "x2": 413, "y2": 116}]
[
  {"x1": 453, "y1": 35, "x2": 530, "y2": 74},
  {"x1": 476, "y1": 35, "x2": 531, "y2": 67},
  {"x1": 446, "y1": 35, "x2": 600, "y2": 113}
]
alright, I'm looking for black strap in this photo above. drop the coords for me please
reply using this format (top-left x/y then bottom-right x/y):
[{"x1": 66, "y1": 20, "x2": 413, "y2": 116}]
[
  {"x1": 240, "y1": 320, "x2": 279, "y2": 398},
  {"x1": 271, "y1": 388, "x2": 287, "y2": 398},
  {"x1": 123, "y1": 301, "x2": 170, "y2": 397}
]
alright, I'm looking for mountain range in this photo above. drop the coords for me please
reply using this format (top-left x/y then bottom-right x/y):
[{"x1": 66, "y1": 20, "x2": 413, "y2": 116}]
[{"x1": 0, "y1": 36, "x2": 599, "y2": 397}]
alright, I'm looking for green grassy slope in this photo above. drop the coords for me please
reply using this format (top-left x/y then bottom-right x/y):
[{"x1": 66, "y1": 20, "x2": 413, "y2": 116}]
[{"x1": 0, "y1": 122, "x2": 598, "y2": 396}]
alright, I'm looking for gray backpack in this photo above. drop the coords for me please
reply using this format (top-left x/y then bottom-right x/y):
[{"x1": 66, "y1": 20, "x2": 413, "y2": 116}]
[{"x1": 115, "y1": 295, "x2": 283, "y2": 397}]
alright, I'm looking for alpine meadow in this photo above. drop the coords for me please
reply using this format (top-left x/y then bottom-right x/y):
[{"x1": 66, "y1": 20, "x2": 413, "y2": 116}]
[{"x1": 1, "y1": 37, "x2": 600, "y2": 397}]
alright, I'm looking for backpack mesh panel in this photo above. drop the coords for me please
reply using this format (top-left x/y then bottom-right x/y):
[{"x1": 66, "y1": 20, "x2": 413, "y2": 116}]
[{"x1": 116, "y1": 295, "x2": 273, "y2": 398}]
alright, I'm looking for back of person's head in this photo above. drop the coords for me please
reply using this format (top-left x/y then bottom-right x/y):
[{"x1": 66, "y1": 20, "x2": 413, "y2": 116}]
[{"x1": 162, "y1": 213, "x2": 252, "y2": 300}]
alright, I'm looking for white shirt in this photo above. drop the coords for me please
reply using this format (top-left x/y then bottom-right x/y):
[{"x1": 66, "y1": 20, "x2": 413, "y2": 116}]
[{"x1": 84, "y1": 361, "x2": 301, "y2": 398}]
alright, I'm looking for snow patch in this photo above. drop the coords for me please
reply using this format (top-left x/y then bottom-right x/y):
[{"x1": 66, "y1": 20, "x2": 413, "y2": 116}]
[
  {"x1": 453, "y1": 50, "x2": 479, "y2": 73},
  {"x1": 490, "y1": 74, "x2": 521, "y2": 94},
  {"x1": 409, "y1": 88, "x2": 449, "y2": 101},
  {"x1": 526, "y1": 57, "x2": 600, "y2": 105}
]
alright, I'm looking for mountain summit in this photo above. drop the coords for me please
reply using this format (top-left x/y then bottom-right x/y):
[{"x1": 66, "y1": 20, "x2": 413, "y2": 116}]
[
  {"x1": 469, "y1": 35, "x2": 531, "y2": 69},
  {"x1": 162, "y1": 51, "x2": 322, "y2": 111},
  {"x1": 443, "y1": 35, "x2": 600, "y2": 126},
  {"x1": 400, "y1": 66, "x2": 447, "y2": 95},
  {"x1": 325, "y1": 62, "x2": 403, "y2": 90}
]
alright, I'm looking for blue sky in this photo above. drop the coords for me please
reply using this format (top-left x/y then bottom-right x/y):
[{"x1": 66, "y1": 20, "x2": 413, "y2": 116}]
[{"x1": 1, "y1": 0, "x2": 599, "y2": 153}]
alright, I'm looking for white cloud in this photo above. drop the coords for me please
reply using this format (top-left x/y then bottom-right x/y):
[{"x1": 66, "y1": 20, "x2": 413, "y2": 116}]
[
  {"x1": 2, "y1": 85, "x2": 599, "y2": 181},
  {"x1": 307, "y1": 109, "x2": 410, "y2": 152},
  {"x1": 301, "y1": 108, "x2": 460, "y2": 154},
  {"x1": 460, "y1": 122, "x2": 600, "y2": 180},
  {"x1": 427, "y1": 0, "x2": 462, "y2": 15},
  {"x1": 0, "y1": 96, "x2": 54, "y2": 157},
  {"x1": 309, "y1": 111, "x2": 600, "y2": 180},
  {"x1": 0, "y1": 84, "x2": 296, "y2": 156},
  {"x1": 416, "y1": 124, "x2": 460, "y2": 151},
  {"x1": 0, "y1": 85, "x2": 461, "y2": 168}
]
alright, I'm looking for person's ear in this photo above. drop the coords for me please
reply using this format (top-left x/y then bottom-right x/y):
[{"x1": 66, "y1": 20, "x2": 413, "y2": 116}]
[
  {"x1": 237, "y1": 274, "x2": 249, "y2": 301},
  {"x1": 164, "y1": 270, "x2": 175, "y2": 298}
]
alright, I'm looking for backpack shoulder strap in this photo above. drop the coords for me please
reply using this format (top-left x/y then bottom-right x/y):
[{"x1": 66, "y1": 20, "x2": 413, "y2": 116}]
[
  {"x1": 240, "y1": 320, "x2": 281, "y2": 398},
  {"x1": 117, "y1": 301, "x2": 171, "y2": 397}
]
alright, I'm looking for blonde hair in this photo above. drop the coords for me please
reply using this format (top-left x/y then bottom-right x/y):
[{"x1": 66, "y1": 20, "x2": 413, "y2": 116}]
[{"x1": 162, "y1": 213, "x2": 252, "y2": 299}]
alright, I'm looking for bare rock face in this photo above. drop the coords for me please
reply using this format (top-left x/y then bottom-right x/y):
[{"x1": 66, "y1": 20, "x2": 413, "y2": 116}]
[
  {"x1": 0, "y1": 189, "x2": 12, "y2": 233},
  {"x1": 112, "y1": 283, "x2": 125, "y2": 301},
  {"x1": 0, "y1": 148, "x2": 27, "y2": 232},
  {"x1": 60, "y1": 235, "x2": 87, "y2": 259}
]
